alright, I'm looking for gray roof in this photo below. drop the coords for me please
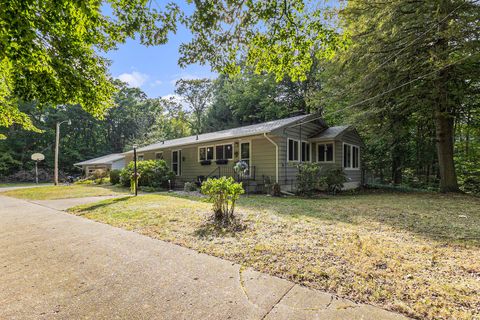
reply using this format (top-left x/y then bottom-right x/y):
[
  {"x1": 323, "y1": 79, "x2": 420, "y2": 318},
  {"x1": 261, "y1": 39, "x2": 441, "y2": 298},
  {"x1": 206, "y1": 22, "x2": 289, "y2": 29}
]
[
  {"x1": 309, "y1": 125, "x2": 351, "y2": 140},
  {"x1": 74, "y1": 153, "x2": 124, "y2": 166},
  {"x1": 128, "y1": 114, "x2": 311, "y2": 154}
]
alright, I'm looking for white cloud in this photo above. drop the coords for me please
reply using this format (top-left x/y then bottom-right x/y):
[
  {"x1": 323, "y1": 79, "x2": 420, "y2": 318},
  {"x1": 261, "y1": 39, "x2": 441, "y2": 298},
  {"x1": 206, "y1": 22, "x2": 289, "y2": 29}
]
[
  {"x1": 117, "y1": 71, "x2": 148, "y2": 88},
  {"x1": 150, "y1": 80, "x2": 163, "y2": 87}
]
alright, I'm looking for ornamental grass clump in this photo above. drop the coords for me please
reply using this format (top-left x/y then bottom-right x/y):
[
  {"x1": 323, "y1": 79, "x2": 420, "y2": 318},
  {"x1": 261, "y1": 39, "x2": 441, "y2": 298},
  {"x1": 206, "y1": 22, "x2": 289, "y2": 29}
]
[{"x1": 201, "y1": 176, "x2": 244, "y2": 224}]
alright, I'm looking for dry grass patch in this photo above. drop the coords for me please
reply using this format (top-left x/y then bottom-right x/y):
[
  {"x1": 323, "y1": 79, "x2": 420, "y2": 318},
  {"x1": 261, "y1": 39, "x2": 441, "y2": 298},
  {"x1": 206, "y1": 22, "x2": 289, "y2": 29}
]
[
  {"x1": 1, "y1": 184, "x2": 128, "y2": 200},
  {"x1": 69, "y1": 192, "x2": 480, "y2": 320}
]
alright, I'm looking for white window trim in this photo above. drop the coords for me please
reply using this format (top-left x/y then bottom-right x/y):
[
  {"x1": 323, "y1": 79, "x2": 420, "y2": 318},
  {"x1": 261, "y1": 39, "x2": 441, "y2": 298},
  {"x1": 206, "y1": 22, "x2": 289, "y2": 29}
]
[
  {"x1": 300, "y1": 140, "x2": 312, "y2": 163},
  {"x1": 172, "y1": 149, "x2": 182, "y2": 176},
  {"x1": 343, "y1": 143, "x2": 360, "y2": 170},
  {"x1": 287, "y1": 138, "x2": 300, "y2": 162},
  {"x1": 317, "y1": 142, "x2": 335, "y2": 163},
  {"x1": 198, "y1": 145, "x2": 215, "y2": 162},
  {"x1": 155, "y1": 151, "x2": 164, "y2": 160},
  {"x1": 137, "y1": 154, "x2": 144, "y2": 161},
  {"x1": 214, "y1": 142, "x2": 235, "y2": 160}
]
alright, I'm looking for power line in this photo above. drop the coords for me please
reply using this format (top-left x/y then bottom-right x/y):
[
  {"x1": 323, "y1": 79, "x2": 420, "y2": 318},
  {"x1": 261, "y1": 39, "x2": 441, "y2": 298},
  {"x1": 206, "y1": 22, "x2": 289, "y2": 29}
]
[
  {"x1": 290, "y1": 52, "x2": 478, "y2": 127},
  {"x1": 324, "y1": 0, "x2": 477, "y2": 106}
]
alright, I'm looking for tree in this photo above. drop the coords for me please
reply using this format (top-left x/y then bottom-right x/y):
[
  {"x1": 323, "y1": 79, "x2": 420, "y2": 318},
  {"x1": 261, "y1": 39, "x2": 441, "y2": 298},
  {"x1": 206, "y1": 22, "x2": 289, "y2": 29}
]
[
  {"x1": 0, "y1": 0, "x2": 180, "y2": 136},
  {"x1": 318, "y1": 0, "x2": 479, "y2": 192},
  {"x1": 174, "y1": 78, "x2": 214, "y2": 136}
]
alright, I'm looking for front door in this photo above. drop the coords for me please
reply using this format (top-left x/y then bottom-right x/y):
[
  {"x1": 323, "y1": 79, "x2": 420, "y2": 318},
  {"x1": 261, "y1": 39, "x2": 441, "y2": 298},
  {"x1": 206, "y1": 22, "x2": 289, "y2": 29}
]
[
  {"x1": 172, "y1": 150, "x2": 181, "y2": 176},
  {"x1": 240, "y1": 142, "x2": 250, "y2": 166}
]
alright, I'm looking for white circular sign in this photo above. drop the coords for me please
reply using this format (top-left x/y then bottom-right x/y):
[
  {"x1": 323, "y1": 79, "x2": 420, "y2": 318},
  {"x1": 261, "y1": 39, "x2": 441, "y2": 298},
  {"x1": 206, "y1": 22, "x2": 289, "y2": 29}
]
[{"x1": 31, "y1": 153, "x2": 45, "y2": 161}]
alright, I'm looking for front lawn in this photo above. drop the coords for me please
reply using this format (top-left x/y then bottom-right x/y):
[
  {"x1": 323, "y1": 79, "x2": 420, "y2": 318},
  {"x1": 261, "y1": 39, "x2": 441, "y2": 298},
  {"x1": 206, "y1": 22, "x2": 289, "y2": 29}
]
[
  {"x1": 1, "y1": 184, "x2": 128, "y2": 200},
  {"x1": 69, "y1": 192, "x2": 480, "y2": 320}
]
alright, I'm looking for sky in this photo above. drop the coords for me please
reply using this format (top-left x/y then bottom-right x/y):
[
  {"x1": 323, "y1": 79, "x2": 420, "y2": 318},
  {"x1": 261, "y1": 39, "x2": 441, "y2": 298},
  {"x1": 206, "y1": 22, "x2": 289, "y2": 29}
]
[{"x1": 105, "y1": 6, "x2": 215, "y2": 99}]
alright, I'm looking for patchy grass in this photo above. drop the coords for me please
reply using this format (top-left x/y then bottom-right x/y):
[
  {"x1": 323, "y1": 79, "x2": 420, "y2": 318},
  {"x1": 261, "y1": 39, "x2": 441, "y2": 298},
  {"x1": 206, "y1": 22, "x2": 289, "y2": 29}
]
[
  {"x1": 1, "y1": 184, "x2": 128, "y2": 200},
  {"x1": 68, "y1": 192, "x2": 480, "y2": 320},
  {"x1": 0, "y1": 182, "x2": 50, "y2": 188}
]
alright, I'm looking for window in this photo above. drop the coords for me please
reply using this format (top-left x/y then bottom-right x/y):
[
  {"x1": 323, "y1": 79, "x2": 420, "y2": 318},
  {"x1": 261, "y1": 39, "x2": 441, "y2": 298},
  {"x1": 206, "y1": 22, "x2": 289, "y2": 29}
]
[
  {"x1": 198, "y1": 146, "x2": 214, "y2": 161},
  {"x1": 318, "y1": 143, "x2": 334, "y2": 163},
  {"x1": 301, "y1": 142, "x2": 310, "y2": 162},
  {"x1": 155, "y1": 152, "x2": 163, "y2": 160},
  {"x1": 343, "y1": 143, "x2": 359, "y2": 169},
  {"x1": 215, "y1": 144, "x2": 233, "y2": 160},
  {"x1": 240, "y1": 142, "x2": 250, "y2": 165},
  {"x1": 137, "y1": 154, "x2": 144, "y2": 161},
  {"x1": 288, "y1": 139, "x2": 299, "y2": 162},
  {"x1": 172, "y1": 150, "x2": 181, "y2": 175}
]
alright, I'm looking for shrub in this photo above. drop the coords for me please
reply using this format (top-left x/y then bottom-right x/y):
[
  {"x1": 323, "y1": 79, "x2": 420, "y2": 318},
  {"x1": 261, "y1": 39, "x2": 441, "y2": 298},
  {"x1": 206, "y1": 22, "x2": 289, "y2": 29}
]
[
  {"x1": 110, "y1": 169, "x2": 121, "y2": 185},
  {"x1": 325, "y1": 168, "x2": 347, "y2": 195},
  {"x1": 119, "y1": 160, "x2": 174, "y2": 189},
  {"x1": 461, "y1": 175, "x2": 480, "y2": 195},
  {"x1": 91, "y1": 169, "x2": 107, "y2": 179},
  {"x1": 271, "y1": 182, "x2": 281, "y2": 197},
  {"x1": 74, "y1": 179, "x2": 95, "y2": 185},
  {"x1": 296, "y1": 163, "x2": 324, "y2": 196},
  {"x1": 201, "y1": 176, "x2": 244, "y2": 224},
  {"x1": 184, "y1": 182, "x2": 197, "y2": 192}
]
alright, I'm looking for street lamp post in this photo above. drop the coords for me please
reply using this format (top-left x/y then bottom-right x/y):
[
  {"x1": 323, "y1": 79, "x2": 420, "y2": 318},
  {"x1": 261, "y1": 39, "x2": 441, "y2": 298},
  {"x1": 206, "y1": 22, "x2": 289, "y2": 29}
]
[
  {"x1": 133, "y1": 144, "x2": 138, "y2": 196},
  {"x1": 54, "y1": 119, "x2": 71, "y2": 186}
]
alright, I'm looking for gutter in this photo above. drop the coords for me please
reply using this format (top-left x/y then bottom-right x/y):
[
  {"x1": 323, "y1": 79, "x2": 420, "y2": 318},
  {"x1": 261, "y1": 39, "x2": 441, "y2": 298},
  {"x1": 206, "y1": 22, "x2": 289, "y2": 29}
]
[{"x1": 263, "y1": 133, "x2": 279, "y2": 183}]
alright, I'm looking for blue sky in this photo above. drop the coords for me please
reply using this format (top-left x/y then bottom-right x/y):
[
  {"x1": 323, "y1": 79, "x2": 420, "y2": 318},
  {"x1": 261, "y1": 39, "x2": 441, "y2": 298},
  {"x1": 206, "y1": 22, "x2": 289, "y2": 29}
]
[{"x1": 105, "y1": 8, "x2": 215, "y2": 98}]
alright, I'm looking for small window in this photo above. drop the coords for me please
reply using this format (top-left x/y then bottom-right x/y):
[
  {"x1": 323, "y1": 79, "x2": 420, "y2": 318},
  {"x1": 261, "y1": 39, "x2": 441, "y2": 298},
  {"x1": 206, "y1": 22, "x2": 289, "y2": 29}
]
[
  {"x1": 137, "y1": 154, "x2": 144, "y2": 161},
  {"x1": 155, "y1": 152, "x2": 163, "y2": 160},
  {"x1": 215, "y1": 144, "x2": 233, "y2": 160},
  {"x1": 318, "y1": 143, "x2": 334, "y2": 163},
  {"x1": 343, "y1": 143, "x2": 359, "y2": 169},
  {"x1": 301, "y1": 142, "x2": 310, "y2": 162},
  {"x1": 199, "y1": 146, "x2": 214, "y2": 161},
  {"x1": 288, "y1": 139, "x2": 299, "y2": 162}
]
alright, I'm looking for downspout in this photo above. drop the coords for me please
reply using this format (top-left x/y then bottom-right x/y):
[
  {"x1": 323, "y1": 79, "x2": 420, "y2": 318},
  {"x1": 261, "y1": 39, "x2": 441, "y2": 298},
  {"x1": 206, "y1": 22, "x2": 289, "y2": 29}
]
[{"x1": 263, "y1": 133, "x2": 279, "y2": 183}]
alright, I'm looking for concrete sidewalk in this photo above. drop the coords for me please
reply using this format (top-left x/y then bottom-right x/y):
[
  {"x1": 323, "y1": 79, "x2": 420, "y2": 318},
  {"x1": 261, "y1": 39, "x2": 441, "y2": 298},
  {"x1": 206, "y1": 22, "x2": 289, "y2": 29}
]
[{"x1": 0, "y1": 195, "x2": 408, "y2": 320}]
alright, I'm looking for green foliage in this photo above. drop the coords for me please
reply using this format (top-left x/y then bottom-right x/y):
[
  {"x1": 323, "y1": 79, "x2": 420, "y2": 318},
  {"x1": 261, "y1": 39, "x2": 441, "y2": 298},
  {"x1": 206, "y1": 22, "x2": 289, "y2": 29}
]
[
  {"x1": 0, "y1": 0, "x2": 180, "y2": 135},
  {"x1": 183, "y1": 182, "x2": 197, "y2": 192},
  {"x1": 179, "y1": 1, "x2": 345, "y2": 81},
  {"x1": 109, "y1": 170, "x2": 121, "y2": 185},
  {"x1": 201, "y1": 177, "x2": 244, "y2": 224},
  {"x1": 325, "y1": 168, "x2": 347, "y2": 195},
  {"x1": 74, "y1": 179, "x2": 95, "y2": 185},
  {"x1": 0, "y1": 152, "x2": 21, "y2": 176},
  {"x1": 296, "y1": 163, "x2": 324, "y2": 196},
  {"x1": 119, "y1": 160, "x2": 174, "y2": 189},
  {"x1": 90, "y1": 169, "x2": 107, "y2": 180}
]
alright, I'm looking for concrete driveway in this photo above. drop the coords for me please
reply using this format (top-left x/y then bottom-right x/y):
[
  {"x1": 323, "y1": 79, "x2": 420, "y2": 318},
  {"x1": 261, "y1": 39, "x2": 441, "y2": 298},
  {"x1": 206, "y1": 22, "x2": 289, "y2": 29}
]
[{"x1": 0, "y1": 195, "x2": 408, "y2": 320}]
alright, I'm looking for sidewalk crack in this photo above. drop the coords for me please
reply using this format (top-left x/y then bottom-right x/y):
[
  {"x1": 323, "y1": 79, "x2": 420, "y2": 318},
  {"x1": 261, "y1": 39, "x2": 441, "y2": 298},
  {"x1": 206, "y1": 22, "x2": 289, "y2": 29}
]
[{"x1": 260, "y1": 283, "x2": 295, "y2": 320}]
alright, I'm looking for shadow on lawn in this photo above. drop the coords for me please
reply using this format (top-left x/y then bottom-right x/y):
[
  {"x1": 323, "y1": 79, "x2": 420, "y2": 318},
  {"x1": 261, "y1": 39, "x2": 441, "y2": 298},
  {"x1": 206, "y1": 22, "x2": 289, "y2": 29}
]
[
  {"x1": 175, "y1": 191, "x2": 480, "y2": 246},
  {"x1": 73, "y1": 196, "x2": 132, "y2": 215}
]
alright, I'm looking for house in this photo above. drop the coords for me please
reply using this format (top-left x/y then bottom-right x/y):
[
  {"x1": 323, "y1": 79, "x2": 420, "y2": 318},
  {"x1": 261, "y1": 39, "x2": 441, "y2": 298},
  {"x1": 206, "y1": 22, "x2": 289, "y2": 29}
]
[
  {"x1": 74, "y1": 153, "x2": 125, "y2": 176},
  {"x1": 123, "y1": 114, "x2": 364, "y2": 191}
]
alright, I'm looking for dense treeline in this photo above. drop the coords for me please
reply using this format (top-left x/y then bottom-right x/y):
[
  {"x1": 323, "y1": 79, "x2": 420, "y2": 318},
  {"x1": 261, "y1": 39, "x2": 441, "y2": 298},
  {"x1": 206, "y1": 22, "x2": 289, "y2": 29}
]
[{"x1": 1, "y1": 0, "x2": 478, "y2": 192}]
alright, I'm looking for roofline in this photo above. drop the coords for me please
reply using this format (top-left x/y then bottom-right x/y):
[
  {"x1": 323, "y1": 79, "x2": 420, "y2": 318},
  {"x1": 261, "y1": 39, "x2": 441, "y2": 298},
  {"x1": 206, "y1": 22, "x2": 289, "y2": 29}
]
[{"x1": 123, "y1": 132, "x2": 267, "y2": 155}]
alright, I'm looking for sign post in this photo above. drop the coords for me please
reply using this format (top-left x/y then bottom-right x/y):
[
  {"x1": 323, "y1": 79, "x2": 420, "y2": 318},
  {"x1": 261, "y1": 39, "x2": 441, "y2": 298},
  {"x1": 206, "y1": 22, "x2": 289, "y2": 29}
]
[{"x1": 31, "y1": 153, "x2": 45, "y2": 184}]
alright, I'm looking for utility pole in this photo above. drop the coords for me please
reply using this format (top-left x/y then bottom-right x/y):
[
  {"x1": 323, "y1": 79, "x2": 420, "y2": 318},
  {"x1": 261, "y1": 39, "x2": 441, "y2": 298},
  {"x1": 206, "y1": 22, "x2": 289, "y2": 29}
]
[
  {"x1": 133, "y1": 144, "x2": 138, "y2": 196},
  {"x1": 54, "y1": 120, "x2": 71, "y2": 186}
]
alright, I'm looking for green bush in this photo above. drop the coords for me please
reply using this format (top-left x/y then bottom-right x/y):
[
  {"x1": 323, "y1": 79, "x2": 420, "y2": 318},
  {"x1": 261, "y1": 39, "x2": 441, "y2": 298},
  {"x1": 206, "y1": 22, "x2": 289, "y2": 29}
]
[
  {"x1": 325, "y1": 168, "x2": 347, "y2": 195},
  {"x1": 95, "y1": 177, "x2": 110, "y2": 185},
  {"x1": 184, "y1": 182, "x2": 197, "y2": 192},
  {"x1": 74, "y1": 179, "x2": 95, "y2": 185},
  {"x1": 119, "y1": 159, "x2": 174, "y2": 189},
  {"x1": 110, "y1": 169, "x2": 121, "y2": 185},
  {"x1": 91, "y1": 169, "x2": 108, "y2": 179},
  {"x1": 201, "y1": 176, "x2": 244, "y2": 224},
  {"x1": 461, "y1": 175, "x2": 480, "y2": 194},
  {"x1": 296, "y1": 163, "x2": 324, "y2": 196}
]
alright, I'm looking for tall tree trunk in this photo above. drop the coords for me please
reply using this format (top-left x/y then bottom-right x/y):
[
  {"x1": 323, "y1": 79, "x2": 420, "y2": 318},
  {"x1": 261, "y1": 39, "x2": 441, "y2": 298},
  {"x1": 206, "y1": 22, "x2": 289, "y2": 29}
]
[
  {"x1": 433, "y1": 1, "x2": 459, "y2": 193},
  {"x1": 434, "y1": 107, "x2": 459, "y2": 192}
]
